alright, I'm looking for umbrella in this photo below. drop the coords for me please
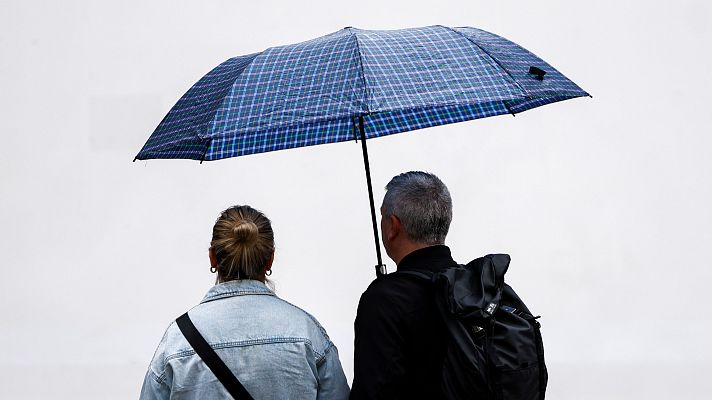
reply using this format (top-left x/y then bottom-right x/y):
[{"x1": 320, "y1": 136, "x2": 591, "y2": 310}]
[{"x1": 135, "y1": 25, "x2": 589, "y2": 277}]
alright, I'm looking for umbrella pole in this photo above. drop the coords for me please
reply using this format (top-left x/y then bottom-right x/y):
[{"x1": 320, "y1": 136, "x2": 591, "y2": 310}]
[{"x1": 358, "y1": 116, "x2": 387, "y2": 278}]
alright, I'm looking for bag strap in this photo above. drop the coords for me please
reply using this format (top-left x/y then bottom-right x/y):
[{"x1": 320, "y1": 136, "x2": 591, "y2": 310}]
[{"x1": 176, "y1": 312, "x2": 255, "y2": 400}]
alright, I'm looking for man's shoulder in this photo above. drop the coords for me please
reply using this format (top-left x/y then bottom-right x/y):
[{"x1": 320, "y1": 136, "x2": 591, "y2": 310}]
[
  {"x1": 363, "y1": 271, "x2": 423, "y2": 294},
  {"x1": 358, "y1": 271, "x2": 432, "y2": 314}
]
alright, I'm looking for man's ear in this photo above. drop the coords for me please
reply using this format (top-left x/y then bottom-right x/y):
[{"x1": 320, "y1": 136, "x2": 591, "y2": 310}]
[
  {"x1": 388, "y1": 214, "x2": 402, "y2": 241},
  {"x1": 209, "y1": 248, "x2": 218, "y2": 268}
]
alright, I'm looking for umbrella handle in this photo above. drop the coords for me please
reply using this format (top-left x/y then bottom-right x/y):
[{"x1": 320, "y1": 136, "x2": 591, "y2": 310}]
[{"x1": 357, "y1": 116, "x2": 387, "y2": 278}]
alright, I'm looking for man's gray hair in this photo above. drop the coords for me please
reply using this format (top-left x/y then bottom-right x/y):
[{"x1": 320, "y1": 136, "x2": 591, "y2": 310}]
[{"x1": 382, "y1": 171, "x2": 452, "y2": 245}]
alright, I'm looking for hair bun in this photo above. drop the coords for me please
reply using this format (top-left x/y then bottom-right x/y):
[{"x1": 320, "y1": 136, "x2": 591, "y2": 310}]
[{"x1": 232, "y1": 221, "x2": 259, "y2": 243}]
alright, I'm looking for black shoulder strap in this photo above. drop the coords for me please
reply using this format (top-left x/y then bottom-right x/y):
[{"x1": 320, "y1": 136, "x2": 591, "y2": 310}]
[{"x1": 175, "y1": 313, "x2": 255, "y2": 400}]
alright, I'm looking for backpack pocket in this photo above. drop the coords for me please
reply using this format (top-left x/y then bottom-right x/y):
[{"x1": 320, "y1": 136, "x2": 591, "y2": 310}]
[
  {"x1": 491, "y1": 310, "x2": 547, "y2": 400},
  {"x1": 497, "y1": 363, "x2": 542, "y2": 400}
]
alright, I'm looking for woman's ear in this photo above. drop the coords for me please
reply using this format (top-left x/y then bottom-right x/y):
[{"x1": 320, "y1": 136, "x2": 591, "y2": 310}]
[
  {"x1": 265, "y1": 252, "x2": 275, "y2": 270},
  {"x1": 209, "y1": 248, "x2": 218, "y2": 268}
]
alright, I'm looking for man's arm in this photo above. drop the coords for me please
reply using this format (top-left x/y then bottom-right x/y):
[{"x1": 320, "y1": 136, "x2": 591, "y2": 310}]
[{"x1": 350, "y1": 285, "x2": 407, "y2": 400}]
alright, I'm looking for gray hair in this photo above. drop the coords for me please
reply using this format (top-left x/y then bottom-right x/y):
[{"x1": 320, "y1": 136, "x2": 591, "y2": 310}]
[{"x1": 382, "y1": 171, "x2": 452, "y2": 245}]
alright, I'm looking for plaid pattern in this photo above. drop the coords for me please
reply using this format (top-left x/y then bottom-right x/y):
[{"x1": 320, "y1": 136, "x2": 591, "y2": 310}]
[{"x1": 136, "y1": 26, "x2": 588, "y2": 161}]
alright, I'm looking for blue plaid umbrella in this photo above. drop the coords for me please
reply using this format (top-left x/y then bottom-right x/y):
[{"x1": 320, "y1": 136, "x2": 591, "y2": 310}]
[{"x1": 136, "y1": 25, "x2": 589, "y2": 276}]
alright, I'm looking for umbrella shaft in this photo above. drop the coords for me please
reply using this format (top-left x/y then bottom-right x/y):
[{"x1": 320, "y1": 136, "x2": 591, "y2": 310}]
[{"x1": 358, "y1": 116, "x2": 386, "y2": 278}]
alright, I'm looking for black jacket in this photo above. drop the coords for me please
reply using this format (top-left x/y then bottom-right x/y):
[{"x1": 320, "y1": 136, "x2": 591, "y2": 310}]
[{"x1": 350, "y1": 245, "x2": 458, "y2": 400}]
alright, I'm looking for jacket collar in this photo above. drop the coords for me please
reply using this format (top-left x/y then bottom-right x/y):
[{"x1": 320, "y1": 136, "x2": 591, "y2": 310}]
[
  {"x1": 200, "y1": 279, "x2": 275, "y2": 304},
  {"x1": 397, "y1": 244, "x2": 458, "y2": 273}
]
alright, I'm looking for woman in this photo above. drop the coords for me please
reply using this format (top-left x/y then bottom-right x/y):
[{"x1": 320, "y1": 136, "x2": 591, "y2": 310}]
[{"x1": 140, "y1": 205, "x2": 350, "y2": 399}]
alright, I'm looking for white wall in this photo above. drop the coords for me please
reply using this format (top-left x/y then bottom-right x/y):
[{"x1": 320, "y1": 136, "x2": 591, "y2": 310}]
[{"x1": 1, "y1": 0, "x2": 711, "y2": 398}]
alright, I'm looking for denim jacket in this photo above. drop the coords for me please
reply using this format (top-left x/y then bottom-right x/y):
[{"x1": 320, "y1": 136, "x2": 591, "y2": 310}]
[{"x1": 140, "y1": 280, "x2": 350, "y2": 399}]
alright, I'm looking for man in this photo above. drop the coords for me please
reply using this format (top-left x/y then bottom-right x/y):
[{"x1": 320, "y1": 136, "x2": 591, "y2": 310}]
[{"x1": 350, "y1": 171, "x2": 456, "y2": 399}]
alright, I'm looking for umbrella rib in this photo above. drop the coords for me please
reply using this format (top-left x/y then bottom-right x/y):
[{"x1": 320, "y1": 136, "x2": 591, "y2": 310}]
[
  {"x1": 199, "y1": 139, "x2": 212, "y2": 163},
  {"x1": 438, "y1": 25, "x2": 529, "y2": 99},
  {"x1": 503, "y1": 100, "x2": 516, "y2": 117},
  {"x1": 347, "y1": 28, "x2": 372, "y2": 116}
]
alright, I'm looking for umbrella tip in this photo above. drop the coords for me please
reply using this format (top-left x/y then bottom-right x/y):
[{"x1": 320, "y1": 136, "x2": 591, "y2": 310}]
[{"x1": 133, "y1": 157, "x2": 137, "y2": 162}]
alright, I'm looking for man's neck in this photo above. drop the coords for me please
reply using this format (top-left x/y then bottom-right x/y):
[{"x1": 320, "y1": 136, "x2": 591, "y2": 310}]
[{"x1": 393, "y1": 241, "x2": 432, "y2": 265}]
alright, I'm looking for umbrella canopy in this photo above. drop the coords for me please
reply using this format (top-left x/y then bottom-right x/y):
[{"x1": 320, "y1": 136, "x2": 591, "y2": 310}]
[
  {"x1": 135, "y1": 25, "x2": 588, "y2": 161},
  {"x1": 135, "y1": 25, "x2": 589, "y2": 276}
]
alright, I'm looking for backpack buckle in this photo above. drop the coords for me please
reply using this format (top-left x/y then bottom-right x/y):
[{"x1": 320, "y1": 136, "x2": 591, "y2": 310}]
[
  {"x1": 485, "y1": 302, "x2": 498, "y2": 315},
  {"x1": 471, "y1": 325, "x2": 486, "y2": 340}
]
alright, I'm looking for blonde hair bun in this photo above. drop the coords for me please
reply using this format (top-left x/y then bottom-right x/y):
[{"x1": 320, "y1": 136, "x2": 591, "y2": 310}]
[
  {"x1": 211, "y1": 205, "x2": 274, "y2": 282},
  {"x1": 232, "y1": 221, "x2": 259, "y2": 243}
]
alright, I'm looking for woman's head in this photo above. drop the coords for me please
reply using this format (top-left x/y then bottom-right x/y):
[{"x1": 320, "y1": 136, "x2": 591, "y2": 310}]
[{"x1": 209, "y1": 205, "x2": 275, "y2": 282}]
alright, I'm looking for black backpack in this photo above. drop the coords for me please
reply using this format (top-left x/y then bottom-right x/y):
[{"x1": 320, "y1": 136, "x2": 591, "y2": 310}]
[{"x1": 400, "y1": 254, "x2": 547, "y2": 400}]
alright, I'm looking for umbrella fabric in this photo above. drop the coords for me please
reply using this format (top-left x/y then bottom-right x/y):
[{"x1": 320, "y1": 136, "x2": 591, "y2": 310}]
[{"x1": 135, "y1": 25, "x2": 588, "y2": 161}]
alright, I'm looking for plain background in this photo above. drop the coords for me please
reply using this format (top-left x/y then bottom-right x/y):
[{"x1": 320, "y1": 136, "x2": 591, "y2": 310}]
[{"x1": 1, "y1": 0, "x2": 711, "y2": 398}]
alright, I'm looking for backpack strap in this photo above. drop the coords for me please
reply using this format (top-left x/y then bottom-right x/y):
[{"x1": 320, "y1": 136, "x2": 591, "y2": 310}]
[
  {"x1": 532, "y1": 318, "x2": 548, "y2": 400},
  {"x1": 176, "y1": 313, "x2": 255, "y2": 400}
]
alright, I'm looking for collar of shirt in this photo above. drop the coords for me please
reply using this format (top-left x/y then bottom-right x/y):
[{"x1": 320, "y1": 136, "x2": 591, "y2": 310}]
[
  {"x1": 396, "y1": 244, "x2": 458, "y2": 273},
  {"x1": 200, "y1": 279, "x2": 275, "y2": 304}
]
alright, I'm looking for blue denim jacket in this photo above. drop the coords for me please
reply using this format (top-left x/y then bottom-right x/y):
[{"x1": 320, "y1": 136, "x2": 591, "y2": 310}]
[{"x1": 140, "y1": 280, "x2": 350, "y2": 399}]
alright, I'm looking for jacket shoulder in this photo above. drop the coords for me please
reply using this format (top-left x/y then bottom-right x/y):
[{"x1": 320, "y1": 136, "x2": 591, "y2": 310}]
[
  {"x1": 271, "y1": 296, "x2": 336, "y2": 358},
  {"x1": 146, "y1": 320, "x2": 184, "y2": 384},
  {"x1": 358, "y1": 272, "x2": 430, "y2": 317}
]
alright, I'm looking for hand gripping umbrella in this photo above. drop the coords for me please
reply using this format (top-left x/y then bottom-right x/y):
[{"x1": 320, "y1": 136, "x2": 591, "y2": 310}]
[{"x1": 135, "y1": 25, "x2": 589, "y2": 277}]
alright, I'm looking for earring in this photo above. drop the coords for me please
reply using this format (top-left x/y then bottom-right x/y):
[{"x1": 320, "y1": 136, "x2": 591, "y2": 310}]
[
  {"x1": 210, "y1": 266, "x2": 217, "y2": 273},
  {"x1": 265, "y1": 269, "x2": 272, "y2": 276}
]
